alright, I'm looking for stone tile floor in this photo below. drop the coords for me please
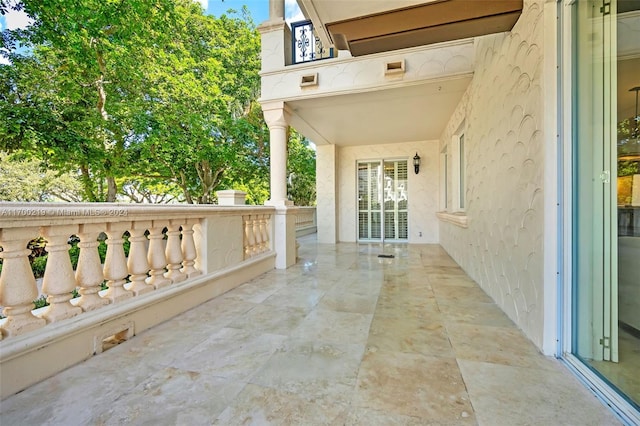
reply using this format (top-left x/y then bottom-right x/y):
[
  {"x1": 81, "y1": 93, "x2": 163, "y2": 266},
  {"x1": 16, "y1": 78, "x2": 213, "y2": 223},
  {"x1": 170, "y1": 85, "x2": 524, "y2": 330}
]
[{"x1": 0, "y1": 236, "x2": 621, "y2": 425}]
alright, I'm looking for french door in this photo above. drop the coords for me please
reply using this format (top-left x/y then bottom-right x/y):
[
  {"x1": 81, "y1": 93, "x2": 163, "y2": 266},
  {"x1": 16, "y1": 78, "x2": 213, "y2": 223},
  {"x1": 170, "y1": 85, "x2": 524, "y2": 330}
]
[{"x1": 357, "y1": 160, "x2": 408, "y2": 242}]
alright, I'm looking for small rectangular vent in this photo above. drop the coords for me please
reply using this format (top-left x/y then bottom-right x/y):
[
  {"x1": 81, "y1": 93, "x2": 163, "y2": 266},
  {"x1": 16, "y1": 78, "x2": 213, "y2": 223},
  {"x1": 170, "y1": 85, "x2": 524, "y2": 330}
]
[
  {"x1": 300, "y1": 73, "x2": 318, "y2": 87},
  {"x1": 94, "y1": 322, "x2": 134, "y2": 354},
  {"x1": 385, "y1": 60, "x2": 405, "y2": 76}
]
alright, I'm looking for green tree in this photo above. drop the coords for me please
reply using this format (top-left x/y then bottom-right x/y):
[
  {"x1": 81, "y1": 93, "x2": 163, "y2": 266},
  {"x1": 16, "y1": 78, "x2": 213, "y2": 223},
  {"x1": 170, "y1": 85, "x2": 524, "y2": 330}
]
[
  {"x1": 287, "y1": 128, "x2": 316, "y2": 206},
  {"x1": 1, "y1": 1, "x2": 312, "y2": 205},
  {"x1": 1, "y1": 0, "x2": 177, "y2": 201},
  {"x1": 0, "y1": 151, "x2": 83, "y2": 201},
  {"x1": 133, "y1": 5, "x2": 263, "y2": 203}
]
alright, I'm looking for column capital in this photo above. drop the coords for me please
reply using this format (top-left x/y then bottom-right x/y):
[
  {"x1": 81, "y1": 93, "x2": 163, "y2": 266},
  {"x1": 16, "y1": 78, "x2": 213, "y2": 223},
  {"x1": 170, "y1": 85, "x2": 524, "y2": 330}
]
[{"x1": 262, "y1": 101, "x2": 291, "y2": 129}]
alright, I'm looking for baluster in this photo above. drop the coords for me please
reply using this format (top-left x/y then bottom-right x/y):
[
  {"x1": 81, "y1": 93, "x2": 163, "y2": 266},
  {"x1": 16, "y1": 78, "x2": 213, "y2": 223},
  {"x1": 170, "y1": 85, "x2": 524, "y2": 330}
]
[
  {"x1": 243, "y1": 215, "x2": 253, "y2": 259},
  {"x1": 252, "y1": 215, "x2": 261, "y2": 256},
  {"x1": 103, "y1": 222, "x2": 133, "y2": 303},
  {"x1": 261, "y1": 215, "x2": 270, "y2": 252},
  {"x1": 256, "y1": 215, "x2": 264, "y2": 253},
  {"x1": 127, "y1": 221, "x2": 153, "y2": 296},
  {"x1": 146, "y1": 224, "x2": 171, "y2": 289},
  {"x1": 76, "y1": 224, "x2": 110, "y2": 312},
  {"x1": 164, "y1": 220, "x2": 186, "y2": 283},
  {"x1": 0, "y1": 228, "x2": 46, "y2": 338},
  {"x1": 180, "y1": 219, "x2": 201, "y2": 278},
  {"x1": 40, "y1": 225, "x2": 82, "y2": 322}
]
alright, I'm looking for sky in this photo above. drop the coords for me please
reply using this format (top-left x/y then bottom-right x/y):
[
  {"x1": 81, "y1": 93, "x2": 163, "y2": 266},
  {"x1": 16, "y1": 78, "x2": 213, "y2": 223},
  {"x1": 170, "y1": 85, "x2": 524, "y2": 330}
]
[{"x1": 205, "y1": 0, "x2": 303, "y2": 23}]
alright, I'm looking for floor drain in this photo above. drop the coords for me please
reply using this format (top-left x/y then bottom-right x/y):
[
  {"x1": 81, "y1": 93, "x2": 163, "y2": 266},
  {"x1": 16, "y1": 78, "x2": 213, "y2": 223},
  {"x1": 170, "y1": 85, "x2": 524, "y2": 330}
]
[{"x1": 378, "y1": 254, "x2": 395, "y2": 258}]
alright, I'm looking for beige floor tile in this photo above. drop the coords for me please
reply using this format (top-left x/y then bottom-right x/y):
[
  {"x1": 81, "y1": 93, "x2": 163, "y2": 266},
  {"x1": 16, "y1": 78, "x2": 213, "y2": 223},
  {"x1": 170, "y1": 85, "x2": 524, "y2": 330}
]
[
  {"x1": 291, "y1": 309, "x2": 374, "y2": 345},
  {"x1": 343, "y1": 407, "x2": 427, "y2": 425},
  {"x1": 228, "y1": 304, "x2": 310, "y2": 335},
  {"x1": 218, "y1": 278, "x2": 285, "y2": 304},
  {"x1": 353, "y1": 351, "x2": 475, "y2": 422},
  {"x1": 179, "y1": 296, "x2": 258, "y2": 327},
  {"x1": 250, "y1": 339, "x2": 364, "y2": 401},
  {"x1": 432, "y1": 284, "x2": 494, "y2": 304},
  {"x1": 427, "y1": 273, "x2": 479, "y2": 287},
  {"x1": 171, "y1": 327, "x2": 286, "y2": 381},
  {"x1": 94, "y1": 367, "x2": 246, "y2": 425},
  {"x1": 458, "y1": 359, "x2": 622, "y2": 426},
  {"x1": 0, "y1": 347, "x2": 159, "y2": 425},
  {"x1": 317, "y1": 289, "x2": 379, "y2": 314},
  {"x1": 213, "y1": 383, "x2": 349, "y2": 425},
  {"x1": 446, "y1": 322, "x2": 553, "y2": 370},
  {"x1": 438, "y1": 300, "x2": 516, "y2": 328},
  {"x1": 367, "y1": 314, "x2": 455, "y2": 357},
  {"x1": 263, "y1": 286, "x2": 326, "y2": 309},
  {"x1": 423, "y1": 265, "x2": 468, "y2": 275}
]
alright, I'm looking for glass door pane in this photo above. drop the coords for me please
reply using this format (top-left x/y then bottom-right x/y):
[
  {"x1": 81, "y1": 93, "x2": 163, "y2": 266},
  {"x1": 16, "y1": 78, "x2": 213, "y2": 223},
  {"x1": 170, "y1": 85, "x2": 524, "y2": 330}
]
[
  {"x1": 572, "y1": 0, "x2": 639, "y2": 407},
  {"x1": 358, "y1": 161, "x2": 381, "y2": 240}
]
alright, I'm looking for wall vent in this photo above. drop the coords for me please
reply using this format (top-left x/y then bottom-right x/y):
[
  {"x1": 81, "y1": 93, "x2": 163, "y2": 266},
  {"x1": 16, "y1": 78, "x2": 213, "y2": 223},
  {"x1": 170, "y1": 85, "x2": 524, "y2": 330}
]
[
  {"x1": 300, "y1": 73, "x2": 318, "y2": 87},
  {"x1": 385, "y1": 60, "x2": 405, "y2": 76}
]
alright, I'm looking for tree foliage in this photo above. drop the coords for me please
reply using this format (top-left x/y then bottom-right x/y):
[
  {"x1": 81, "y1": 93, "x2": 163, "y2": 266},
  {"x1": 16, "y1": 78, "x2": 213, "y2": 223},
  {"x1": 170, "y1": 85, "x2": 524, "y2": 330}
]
[
  {"x1": 287, "y1": 128, "x2": 316, "y2": 206},
  {"x1": 0, "y1": 0, "x2": 315, "y2": 205},
  {"x1": 0, "y1": 151, "x2": 83, "y2": 201}
]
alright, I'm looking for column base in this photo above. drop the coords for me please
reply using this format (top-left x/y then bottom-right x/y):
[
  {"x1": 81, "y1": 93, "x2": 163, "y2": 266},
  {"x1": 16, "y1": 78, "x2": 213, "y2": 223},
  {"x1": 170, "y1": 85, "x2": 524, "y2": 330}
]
[{"x1": 270, "y1": 205, "x2": 299, "y2": 269}]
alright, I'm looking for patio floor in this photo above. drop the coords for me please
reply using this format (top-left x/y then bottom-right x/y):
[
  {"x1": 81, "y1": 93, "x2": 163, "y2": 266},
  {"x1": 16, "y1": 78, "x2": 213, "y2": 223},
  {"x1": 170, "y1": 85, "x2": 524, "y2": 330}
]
[{"x1": 0, "y1": 235, "x2": 620, "y2": 425}]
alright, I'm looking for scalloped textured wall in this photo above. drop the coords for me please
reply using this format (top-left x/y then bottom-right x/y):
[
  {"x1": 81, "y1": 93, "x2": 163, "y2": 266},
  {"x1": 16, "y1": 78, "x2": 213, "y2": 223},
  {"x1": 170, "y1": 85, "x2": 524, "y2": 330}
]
[{"x1": 438, "y1": 0, "x2": 545, "y2": 349}]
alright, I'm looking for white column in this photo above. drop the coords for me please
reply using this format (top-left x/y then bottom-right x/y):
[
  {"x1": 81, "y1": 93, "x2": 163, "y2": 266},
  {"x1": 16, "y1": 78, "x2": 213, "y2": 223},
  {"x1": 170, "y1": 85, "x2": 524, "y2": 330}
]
[
  {"x1": 263, "y1": 103, "x2": 292, "y2": 207},
  {"x1": 262, "y1": 103, "x2": 297, "y2": 269},
  {"x1": 316, "y1": 144, "x2": 338, "y2": 243},
  {"x1": 269, "y1": 0, "x2": 284, "y2": 21}
]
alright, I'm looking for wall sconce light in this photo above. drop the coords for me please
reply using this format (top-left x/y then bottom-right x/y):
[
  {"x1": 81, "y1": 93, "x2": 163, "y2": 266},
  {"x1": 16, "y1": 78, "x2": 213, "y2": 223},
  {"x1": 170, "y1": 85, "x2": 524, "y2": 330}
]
[{"x1": 413, "y1": 152, "x2": 421, "y2": 174}]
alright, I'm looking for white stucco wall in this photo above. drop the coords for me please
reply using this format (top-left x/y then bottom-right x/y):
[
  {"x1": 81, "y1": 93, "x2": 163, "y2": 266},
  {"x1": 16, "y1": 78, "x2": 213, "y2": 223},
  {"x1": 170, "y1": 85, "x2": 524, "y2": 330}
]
[
  {"x1": 336, "y1": 141, "x2": 440, "y2": 243},
  {"x1": 438, "y1": 0, "x2": 547, "y2": 349}
]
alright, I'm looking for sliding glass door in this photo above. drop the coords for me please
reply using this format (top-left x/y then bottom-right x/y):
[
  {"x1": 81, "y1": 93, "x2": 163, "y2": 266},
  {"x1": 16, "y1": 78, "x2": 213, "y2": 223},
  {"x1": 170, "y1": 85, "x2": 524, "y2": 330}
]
[{"x1": 572, "y1": 0, "x2": 639, "y2": 408}]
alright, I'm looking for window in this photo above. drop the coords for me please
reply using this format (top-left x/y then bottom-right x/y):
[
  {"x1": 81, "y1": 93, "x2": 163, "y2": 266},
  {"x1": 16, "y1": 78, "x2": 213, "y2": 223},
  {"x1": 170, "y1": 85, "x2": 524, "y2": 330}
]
[
  {"x1": 458, "y1": 134, "x2": 466, "y2": 210},
  {"x1": 437, "y1": 128, "x2": 467, "y2": 227},
  {"x1": 440, "y1": 148, "x2": 448, "y2": 210},
  {"x1": 451, "y1": 131, "x2": 466, "y2": 212}
]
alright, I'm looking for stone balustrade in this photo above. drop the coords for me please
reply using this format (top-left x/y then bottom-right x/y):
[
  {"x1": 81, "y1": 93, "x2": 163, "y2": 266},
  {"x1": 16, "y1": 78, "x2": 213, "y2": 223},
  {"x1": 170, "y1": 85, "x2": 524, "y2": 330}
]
[
  {"x1": 0, "y1": 202, "x2": 283, "y2": 398},
  {"x1": 295, "y1": 206, "x2": 317, "y2": 237},
  {"x1": 0, "y1": 203, "x2": 275, "y2": 341}
]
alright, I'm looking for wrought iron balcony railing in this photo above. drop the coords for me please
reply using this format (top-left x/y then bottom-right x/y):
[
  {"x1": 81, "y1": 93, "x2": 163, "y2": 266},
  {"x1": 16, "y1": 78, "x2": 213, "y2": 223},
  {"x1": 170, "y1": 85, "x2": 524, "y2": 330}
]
[{"x1": 291, "y1": 20, "x2": 333, "y2": 64}]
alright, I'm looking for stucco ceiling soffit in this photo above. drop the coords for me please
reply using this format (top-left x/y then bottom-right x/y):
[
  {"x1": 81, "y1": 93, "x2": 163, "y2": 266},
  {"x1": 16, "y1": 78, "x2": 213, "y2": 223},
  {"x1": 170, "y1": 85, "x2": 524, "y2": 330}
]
[{"x1": 286, "y1": 75, "x2": 472, "y2": 146}]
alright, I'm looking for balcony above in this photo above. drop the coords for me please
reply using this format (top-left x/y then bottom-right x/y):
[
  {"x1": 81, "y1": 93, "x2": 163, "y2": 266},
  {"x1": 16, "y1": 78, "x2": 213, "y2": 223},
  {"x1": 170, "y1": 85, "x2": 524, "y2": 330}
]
[
  {"x1": 259, "y1": 38, "x2": 474, "y2": 146},
  {"x1": 299, "y1": 0, "x2": 523, "y2": 56}
]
